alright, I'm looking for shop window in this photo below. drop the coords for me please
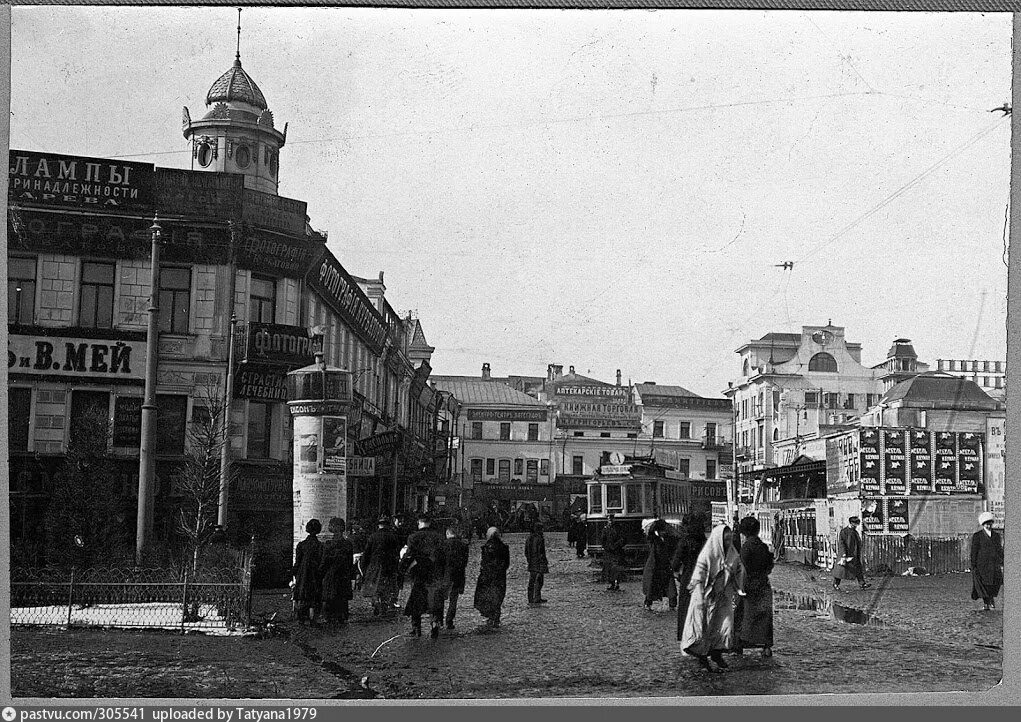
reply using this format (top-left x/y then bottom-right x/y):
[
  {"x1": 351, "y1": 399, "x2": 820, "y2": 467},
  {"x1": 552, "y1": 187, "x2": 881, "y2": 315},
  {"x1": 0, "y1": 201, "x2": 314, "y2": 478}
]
[
  {"x1": 527, "y1": 423, "x2": 539, "y2": 441},
  {"x1": 500, "y1": 422, "x2": 511, "y2": 441},
  {"x1": 8, "y1": 388, "x2": 31, "y2": 452},
  {"x1": 653, "y1": 420, "x2": 664, "y2": 438},
  {"x1": 79, "y1": 261, "x2": 115, "y2": 329},
  {"x1": 498, "y1": 459, "x2": 511, "y2": 481},
  {"x1": 250, "y1": 275, "x2": 276, "y2": 323},
  {"x1": 470, "y1": 458, "x2": 483, "y2": 482},
  {"x1": 70, "y1": 391, "x2": 111, "y2": 436},
  {"x1": 526, "y1": 459, "x2": 538, "y2": 483},
  {"x1": 572, "y1": 455, "x2": 584, "y2": 476},
  {"x1": 7, "y1": 257, "x2": 36, "y2": 325},
  {"x1": 471, "y1": 422, "x2": 483, "y2": 440},
  {"x1": 159, "y1": 266, "x2": 191, "y2": 334},
  {"x1": 247, "y1": 401, "x2": 273, "y2": 459}
]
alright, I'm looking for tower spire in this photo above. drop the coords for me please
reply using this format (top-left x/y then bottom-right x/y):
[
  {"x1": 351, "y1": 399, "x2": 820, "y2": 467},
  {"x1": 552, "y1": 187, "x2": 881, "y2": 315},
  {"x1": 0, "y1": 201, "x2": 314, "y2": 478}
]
[{"x1": 236, "y1": 7, "x2": 242, "y2": 63}]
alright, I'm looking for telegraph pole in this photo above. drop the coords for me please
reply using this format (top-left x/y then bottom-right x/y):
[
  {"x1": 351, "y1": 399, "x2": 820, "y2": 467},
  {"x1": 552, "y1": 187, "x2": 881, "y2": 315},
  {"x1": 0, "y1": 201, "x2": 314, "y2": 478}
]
[{"x1": 136, "y1": 213, "x2": 163, "y2": 566}]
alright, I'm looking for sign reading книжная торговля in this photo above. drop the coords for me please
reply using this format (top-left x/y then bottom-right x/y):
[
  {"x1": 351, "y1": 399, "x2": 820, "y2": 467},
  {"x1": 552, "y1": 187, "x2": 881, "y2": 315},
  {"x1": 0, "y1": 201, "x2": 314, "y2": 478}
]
[{"x1": 9, "y1": 150, "x2": 154, "y2": 213}]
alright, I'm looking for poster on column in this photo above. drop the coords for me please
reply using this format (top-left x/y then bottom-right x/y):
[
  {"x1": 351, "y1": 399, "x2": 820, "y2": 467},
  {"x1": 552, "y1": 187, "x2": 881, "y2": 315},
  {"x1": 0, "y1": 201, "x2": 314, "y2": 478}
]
[
  {"x1": 859, "y1": 428, "x2": 881, "y2": 496},
  {"x1": 294, "y1": 414, "x2": 320, "y2": 475},
  {"x1": 956, "y1": 431, "x2": 981, "y2": 494},
  {"x1": 321, "y1": 416, "x2": 348, "y2": 474},
  {"x1": 295, "y1": 474, "x2": 345, "y2": 545},
  {"x1": 886, "y1": 498, "x2": 909, "y2": 533},
  {"x1": 908, "y1": 429, "x2": 932, "y2": 495},
  {"x1": 881, "y1": 428, "x2": 907, "y2": 495},
  {"x1": 861, "y1": 498, "x2": 884, "y2": 535},
  {"x1": 934, "y1": 432, "x2": 957, "y2": 494}
]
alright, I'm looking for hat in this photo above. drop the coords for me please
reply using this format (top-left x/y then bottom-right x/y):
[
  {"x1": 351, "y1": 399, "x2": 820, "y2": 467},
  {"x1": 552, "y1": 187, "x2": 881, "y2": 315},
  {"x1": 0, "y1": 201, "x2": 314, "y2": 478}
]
[
  {"x1": 377, "y1": 514, "x2": 390, "y2": 525},
  {"x1": 978, "y1": 511, "x2": 995, "y2": 526},
  {"x1": 848, "y1": 516, "x2": 860, "y2": 524}
]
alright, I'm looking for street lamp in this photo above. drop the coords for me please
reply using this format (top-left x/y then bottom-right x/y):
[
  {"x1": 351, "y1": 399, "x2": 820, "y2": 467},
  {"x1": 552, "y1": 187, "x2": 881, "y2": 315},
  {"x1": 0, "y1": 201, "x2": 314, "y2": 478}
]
[{"x1": 136, "y1": 213, "x2": 163, "y2": 566}]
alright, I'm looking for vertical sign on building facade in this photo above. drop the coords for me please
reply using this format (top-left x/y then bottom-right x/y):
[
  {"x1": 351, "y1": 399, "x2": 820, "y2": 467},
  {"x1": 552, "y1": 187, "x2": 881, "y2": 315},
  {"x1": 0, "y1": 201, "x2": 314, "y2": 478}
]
[
  {"x1": 956, "y1": 432, "x2": 981, "y2": 494},
  {"x1": 859, "y1": 428, "x2": 881, "y2": 496},
  {"x1": 934, "y1": 432, "x2": 957, "y2": 494},
  {"x1": 881, "y1": 428, "x2": 907, "y2": 495},
  {"x1": 908, "y1": 429, "x2": 932, "y2": 495}
]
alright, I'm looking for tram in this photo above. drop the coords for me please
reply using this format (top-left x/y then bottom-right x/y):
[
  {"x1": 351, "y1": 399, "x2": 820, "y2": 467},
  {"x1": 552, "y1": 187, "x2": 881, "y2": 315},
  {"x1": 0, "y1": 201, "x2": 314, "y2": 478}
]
[{"x1": 584, "y1": 455, "x2": 727, "y2": 565}]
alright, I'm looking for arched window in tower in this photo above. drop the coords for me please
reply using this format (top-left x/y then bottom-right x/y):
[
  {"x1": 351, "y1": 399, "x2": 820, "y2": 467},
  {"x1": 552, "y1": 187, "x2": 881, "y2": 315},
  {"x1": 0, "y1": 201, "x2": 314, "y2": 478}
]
[
  {"x1": 269, "y1": 150, "x2": 278, "y2": 177},
  {"x1": 196, "y1": 141, "x2": 213, "y2": 167},
  {"x1": 742, "y1": 358, "x2": 750, "y2": 377},
  {"x1": 808, "y1": 352, "x2": 837, "y2": 373},
  {"x1": 773, "y1": 428, "x2": 779, "y2": 441},
  {"x1": 235, "y1": 144, "x2": 251, "y2": 169}
]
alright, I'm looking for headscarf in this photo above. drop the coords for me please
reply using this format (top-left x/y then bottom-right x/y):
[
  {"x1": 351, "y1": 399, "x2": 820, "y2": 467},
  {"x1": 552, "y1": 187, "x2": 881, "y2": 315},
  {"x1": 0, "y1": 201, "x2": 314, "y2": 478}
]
[
  {"x1": 691, "y1": 524, "x2": 739, "y2": 589},
  {"x1": 978, "y1": 511, "x2": 995, "y2": 527},
  {"x1": 486, "y1": 526, "x2": 500, "y2": 540}
]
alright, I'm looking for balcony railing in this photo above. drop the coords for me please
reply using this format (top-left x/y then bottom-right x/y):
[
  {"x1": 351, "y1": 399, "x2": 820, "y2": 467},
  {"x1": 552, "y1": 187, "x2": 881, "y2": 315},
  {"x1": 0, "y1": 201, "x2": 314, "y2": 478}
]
[{"x1": 701, "y1": 435, "x2": 728, "y2": 450}]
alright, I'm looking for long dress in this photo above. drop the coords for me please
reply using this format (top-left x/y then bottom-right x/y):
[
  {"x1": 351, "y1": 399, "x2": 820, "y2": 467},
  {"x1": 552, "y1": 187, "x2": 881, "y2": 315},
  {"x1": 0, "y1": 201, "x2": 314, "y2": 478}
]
[
  {"x1": 473, "y1": 536, "x2": 510, "y2": 621},
  {"x1": 680, "y1": 524, "x2": 741, "y2": 658},
  {"x1": 738, "y1": 535, "x2": 774, "y2": 649},
  {"x1": 672, "y1": 526, "x2": 707, "y2": 640},
  {"x1": 642, "y1": 524, "x2": 678, "y2": 605},
  {"x1": 970, "y1": 529, "x2": 1004, "y2": 602},
  {"x1": 319, "y1": 535, "x2": 354, "y2": 622},
  {"x1": 291, "y1": 534, "x2": 323, "y2": 619},
  {"x1": 360, "y1": 527, "x2": 400, "y2": 607}
]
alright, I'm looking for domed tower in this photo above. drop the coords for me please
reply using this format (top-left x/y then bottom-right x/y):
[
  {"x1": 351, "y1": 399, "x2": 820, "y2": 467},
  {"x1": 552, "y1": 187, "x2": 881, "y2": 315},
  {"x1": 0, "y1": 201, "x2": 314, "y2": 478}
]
[{"x1": 182, "y1": 40, "x2": 286, "y2": 195}]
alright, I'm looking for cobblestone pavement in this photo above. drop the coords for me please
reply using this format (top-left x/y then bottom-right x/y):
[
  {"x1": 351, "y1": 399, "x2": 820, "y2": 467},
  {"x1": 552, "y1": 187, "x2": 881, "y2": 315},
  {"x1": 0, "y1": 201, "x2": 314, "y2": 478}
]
[{"x1": 10, "y1": 533, "x2": 1003, "y2": 700}]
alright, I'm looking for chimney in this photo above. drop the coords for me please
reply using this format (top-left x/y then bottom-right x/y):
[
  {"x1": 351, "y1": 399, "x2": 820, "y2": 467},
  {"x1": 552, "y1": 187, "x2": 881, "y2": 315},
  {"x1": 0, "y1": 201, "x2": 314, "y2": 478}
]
[
  {"x1": 482, "y1": 362, "x2": 491, "y2": 380},
  {"x1": 569, "y1": 365, "x2": 575, "y2": 375},
  {"x1": 553, "y1": 364, "x2": 563, "y2": 379},
  {"x1": 616, "y1": 369, "x2": 622, "y2": 386}
]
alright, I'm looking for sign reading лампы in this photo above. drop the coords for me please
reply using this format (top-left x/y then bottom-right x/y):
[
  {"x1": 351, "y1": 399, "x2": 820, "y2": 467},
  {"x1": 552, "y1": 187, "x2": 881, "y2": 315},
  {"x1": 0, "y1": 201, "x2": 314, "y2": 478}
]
[{"x1": 9, "y1": 150, "x2": 154, "y2": 213}]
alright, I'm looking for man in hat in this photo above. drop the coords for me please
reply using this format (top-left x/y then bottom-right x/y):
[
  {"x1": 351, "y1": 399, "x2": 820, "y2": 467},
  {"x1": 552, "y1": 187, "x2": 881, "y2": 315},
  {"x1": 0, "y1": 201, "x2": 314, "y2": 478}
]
[
  {"x1": 401, "y1": 513, "x2": 447, "y2": 638},
  {"x1": 833, "y1": 516, "x2": 870, "y2": 591},
  {"x1": 600, "y1": 514, "x2": 627, "y2": 591},
  {"x1": 970, "y1": 511, "x2": 1003, "y2": 610},
  {"x1": 525, "y1": 522, "x2": 550, "y2": 604},
  {"x1": 359, "y1": 515, "x2": 401, "y2": 616}
]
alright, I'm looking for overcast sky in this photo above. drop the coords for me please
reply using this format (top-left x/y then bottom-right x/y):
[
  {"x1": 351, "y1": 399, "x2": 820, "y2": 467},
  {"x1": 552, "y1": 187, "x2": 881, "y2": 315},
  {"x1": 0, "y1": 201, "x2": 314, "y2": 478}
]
[{"x1": 9, "y1": 7, "x2": 1012, "y2": 396}]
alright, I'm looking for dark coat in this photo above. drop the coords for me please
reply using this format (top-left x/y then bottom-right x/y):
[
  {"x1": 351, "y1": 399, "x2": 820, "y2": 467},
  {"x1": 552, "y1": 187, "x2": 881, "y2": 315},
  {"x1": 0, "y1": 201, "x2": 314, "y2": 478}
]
[
  {"x1": 671, "y1": 526, "x2": 707, "y2": 640},
  {"x1": 444, "y1": 536, "x2": 470, "y2": 594},
  {"x1": 320, "y1": 536, "x2": 354, "y2": 603},
  {"x1": 525, "y1": 532, "x2": 549, "y2": 574},
  {"x1": 833, "y1": 526, "x2": 863, "y2": 580},
  {"x1": 402, "y1": 526, "x2": 447, "y2": 618},
  {"x1": 291, "y1": 534, "x2": 323, "y2": 604},
  {"x1": 601, "y1": 523, "x2": 626, "y2": 561},
  {"x1": 642, "y1": 525, "x2": 679, "y2": 600},
  {"x1": 473, "y1": 536, "x2": 510, "y2": 618},
  {"x1": 970, "y1": 529, "x2": 1003, "y2": 600},
  {"x1": 738, "y1": 535, "x2": 774, "y2": 649},
  {"x1": 360, "y1": 527, "x2": 400, "y2": 599}
]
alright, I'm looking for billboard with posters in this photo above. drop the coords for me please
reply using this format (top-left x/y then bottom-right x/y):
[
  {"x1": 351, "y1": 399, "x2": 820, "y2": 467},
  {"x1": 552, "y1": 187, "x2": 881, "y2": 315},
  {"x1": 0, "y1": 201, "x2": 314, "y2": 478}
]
[
  {"x1": 858, "y1": 428, "x2": 881, "y2": 495},
  {"x1": 860, "y1": 498, "x2": 884, "y2": 535},
  {"x1": 908, "y1": 428, "x2": 932, "y2": 494},
  {"x1": 933, "y1": 432, "x2": 957, "y2": 494},
  {"x1": 956, "y1": 432, "x2": 981, "y2": 494},
  {"x1": 881, "y1": 428, "x2": 907, "y2": 495}
]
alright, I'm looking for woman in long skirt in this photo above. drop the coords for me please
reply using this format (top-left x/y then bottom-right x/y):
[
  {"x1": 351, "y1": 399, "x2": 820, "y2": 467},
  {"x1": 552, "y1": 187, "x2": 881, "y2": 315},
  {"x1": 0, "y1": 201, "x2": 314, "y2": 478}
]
[
  {"x1": 971, "y1": 511, "x2": 1004, "y2": 610},
  {"x1": 473, "y1": 527, "x2": 510, "y2": 628},
  {"x1": 736, "y1": 516, "x2": 774, "y2": 657},
  {"x1": 680, "y1": 523, "x2": 741, "y2": 672}
]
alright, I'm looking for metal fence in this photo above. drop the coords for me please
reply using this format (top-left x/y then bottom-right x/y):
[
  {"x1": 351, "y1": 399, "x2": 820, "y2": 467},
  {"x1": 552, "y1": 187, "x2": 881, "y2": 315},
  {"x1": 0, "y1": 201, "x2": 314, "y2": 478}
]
[{"x1": 10, "y1": 559, "x2": 253, "y2": 632}]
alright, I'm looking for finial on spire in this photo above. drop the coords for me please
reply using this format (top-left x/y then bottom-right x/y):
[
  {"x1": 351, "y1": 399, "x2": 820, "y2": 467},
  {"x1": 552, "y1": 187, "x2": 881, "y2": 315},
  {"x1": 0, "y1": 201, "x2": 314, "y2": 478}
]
[{"x1": 236, "y1": 7, "x2": 242, "y2": 63}]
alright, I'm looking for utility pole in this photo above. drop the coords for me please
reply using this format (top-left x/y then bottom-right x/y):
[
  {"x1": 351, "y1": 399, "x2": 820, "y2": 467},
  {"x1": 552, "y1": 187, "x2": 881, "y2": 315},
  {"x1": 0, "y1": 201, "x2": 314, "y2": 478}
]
[
  {"x1": 136, "y1": 213, "x2": 163, "y2": 567},
  {"x1": 217, "y1": 220, "x2": 240, "y2": 528}
]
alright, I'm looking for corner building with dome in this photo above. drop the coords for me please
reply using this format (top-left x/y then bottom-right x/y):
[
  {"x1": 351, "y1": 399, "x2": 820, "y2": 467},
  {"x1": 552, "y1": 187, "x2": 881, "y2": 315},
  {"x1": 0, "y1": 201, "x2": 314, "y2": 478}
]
[{"x1": 7, "y1": 49, "x2": 454, "y2": 585}]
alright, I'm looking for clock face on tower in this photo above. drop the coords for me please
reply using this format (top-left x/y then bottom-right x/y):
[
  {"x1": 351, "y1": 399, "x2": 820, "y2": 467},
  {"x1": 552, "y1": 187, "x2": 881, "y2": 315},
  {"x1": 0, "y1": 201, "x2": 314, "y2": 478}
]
[{"x1": 812, "y1": 330, "x2": 834, "y2": 346}]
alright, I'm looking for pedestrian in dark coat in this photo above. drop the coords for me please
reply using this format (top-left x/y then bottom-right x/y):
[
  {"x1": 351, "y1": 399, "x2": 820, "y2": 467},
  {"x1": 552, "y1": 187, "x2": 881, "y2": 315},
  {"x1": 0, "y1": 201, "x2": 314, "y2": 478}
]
[
  {"x1": 600, "y1": 515, "x2": 626, "y2": 590},
  {"x1": 525, "y1": 523, "x2": 550, "y2": 604},
  {"x1": 473, "y1": 527, "x2": 510, "y2": 628},
  {"x1": 642, "y1": 519, "x2": 679, "y2": 610},
  {"x1": 443, "y1": 523, "x2": 470, "y2": 629},
  {"x1": 832, "y1": 516, "x2": 870, "y2": 590},
  {"x1": 319, "y1": 517, "x2": 354, "y2": 625},
  {"x1": 568, "y1": 515, "x2": 588, "y2": 558},
  {"x1": 292, "y1": 519, "x2": 323, "y2": 624},
  {"x1": 359, "y1": 516, "x2": 401, "y2": 616},
  {"x1": 672, "y1": 513, "x2": 707, "y2": 641},
  {"x1": 971, "y1": 511, "x2": 1004, "y2": 610},
  {"x1": 737, "y1": 516, "x2": 774, "y2": 657},
  {"x1": 400, "y1": 514, "x2": 448, "y2": 638}
]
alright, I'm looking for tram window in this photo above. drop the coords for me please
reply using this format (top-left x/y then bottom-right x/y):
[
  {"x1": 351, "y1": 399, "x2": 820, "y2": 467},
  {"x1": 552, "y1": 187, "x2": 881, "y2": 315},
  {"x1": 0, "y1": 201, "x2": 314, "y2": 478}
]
[
  {"x1": 644, "y1": 484, "x2": 655, "y2": 515},
  {"x1": 626, "y1": 484, "x2": 642, "y2": 514},
  {"x1": 606, "y1": 484, "x2": 623, "y2": 512},
  {"x1": 589, "y1": 486, "x2": 602, "y2": 513}
]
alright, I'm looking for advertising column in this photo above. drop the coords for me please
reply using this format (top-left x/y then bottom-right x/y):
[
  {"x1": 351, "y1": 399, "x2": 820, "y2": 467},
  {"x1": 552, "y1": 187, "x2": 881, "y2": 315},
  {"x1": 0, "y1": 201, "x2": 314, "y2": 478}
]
[{"x1": 287, "y1": 361, "x2": 353, "y2": 553}]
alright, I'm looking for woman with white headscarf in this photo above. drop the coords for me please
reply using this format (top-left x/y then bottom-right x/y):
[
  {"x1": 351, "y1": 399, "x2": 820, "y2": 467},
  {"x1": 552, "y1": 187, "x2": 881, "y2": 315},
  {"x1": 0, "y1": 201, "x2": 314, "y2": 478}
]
[
  {"x1": 680, "y1": 523, "x2": 742, "y2": 672},
  {"x1": 970, "y1": 511, "x2": 1003, "y2": 611},
  {"x1": 474, "y1": 527, "x2": 511, "y2": 628}
]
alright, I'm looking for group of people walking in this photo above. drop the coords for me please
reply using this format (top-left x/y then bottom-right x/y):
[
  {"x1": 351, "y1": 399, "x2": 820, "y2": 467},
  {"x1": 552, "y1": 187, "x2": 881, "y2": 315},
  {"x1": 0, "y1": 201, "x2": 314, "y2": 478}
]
[{"x1": 291, "y1": 513, "x2": 553, "y2": 636}]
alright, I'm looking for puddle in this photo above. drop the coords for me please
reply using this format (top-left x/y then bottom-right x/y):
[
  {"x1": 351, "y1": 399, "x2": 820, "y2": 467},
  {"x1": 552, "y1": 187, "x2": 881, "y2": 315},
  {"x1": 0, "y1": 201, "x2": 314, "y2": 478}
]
[{"x1": 775, "y1": 590, "x2": 887, "y2": 627}]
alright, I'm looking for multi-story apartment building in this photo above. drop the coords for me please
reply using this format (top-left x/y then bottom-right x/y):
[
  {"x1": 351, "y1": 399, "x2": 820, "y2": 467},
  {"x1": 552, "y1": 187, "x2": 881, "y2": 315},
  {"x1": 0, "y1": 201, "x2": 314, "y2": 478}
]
[{"x1": 934, "y1": 357, "x2": 1006, "y2": 403}]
